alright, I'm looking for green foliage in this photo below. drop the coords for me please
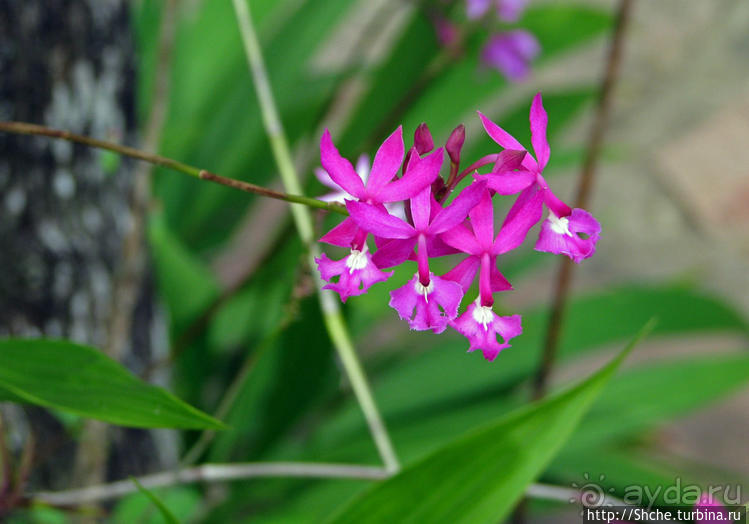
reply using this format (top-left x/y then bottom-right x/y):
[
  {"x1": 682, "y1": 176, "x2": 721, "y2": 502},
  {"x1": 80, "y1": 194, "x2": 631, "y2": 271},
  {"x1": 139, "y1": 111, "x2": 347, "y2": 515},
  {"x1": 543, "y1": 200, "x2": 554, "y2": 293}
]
[
  {"x1": 208, "y1": 296, "x2": 337, "y2": 462},
  {"x1": 113, "y1": 487, "x2": 200, "y2": 524},
  {"x1": 327, "y1": 324, "x2": 647, "y2": 523},
  {"x1": 106, "y1": 1, "x2": 749, "y2": 522},
  {"x1": 131, "y1": 478, "x2": 180, "y2": 524},
  {"x1": 0, "y1": 339, "x2": 225, "y2": 430}
]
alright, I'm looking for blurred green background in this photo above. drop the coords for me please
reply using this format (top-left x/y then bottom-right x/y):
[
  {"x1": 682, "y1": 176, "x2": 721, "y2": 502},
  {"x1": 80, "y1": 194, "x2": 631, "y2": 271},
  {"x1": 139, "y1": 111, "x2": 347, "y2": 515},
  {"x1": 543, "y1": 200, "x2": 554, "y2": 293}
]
[{"x1": 4, "y1": 0, "x2": 749, "y2": 522}]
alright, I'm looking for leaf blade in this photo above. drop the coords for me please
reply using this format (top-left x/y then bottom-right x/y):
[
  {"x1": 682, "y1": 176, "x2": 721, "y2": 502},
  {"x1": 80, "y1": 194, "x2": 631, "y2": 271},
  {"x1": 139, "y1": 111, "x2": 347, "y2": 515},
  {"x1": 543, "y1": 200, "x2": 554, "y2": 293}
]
[
  {"x1": 0, "y1": 339, "x2": 226, "y2": 430},
  {"x1": 327, "y1": 322, "x2": 654, "y2": 524}
]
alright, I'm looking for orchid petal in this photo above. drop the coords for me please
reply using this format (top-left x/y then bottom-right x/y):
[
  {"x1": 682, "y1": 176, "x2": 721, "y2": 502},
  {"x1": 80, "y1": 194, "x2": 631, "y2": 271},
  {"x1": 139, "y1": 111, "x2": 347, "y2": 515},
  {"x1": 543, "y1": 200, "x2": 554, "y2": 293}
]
[
  {"x1": 320, "y1": 216, "x2": 359, "y2": 247},
  {"x1": 346, "y1": 201, "x2": 414, "y2": 239},
  {"x1": 450, "y1": 303, "x2": 521, "y2": 361},
  {"x1": 428, "y1": 180, "x2": 487, "y2": 235},
  {"x1": 539, "y1": 176, "x2": 572, "y2": 217},
  {"x1": 316, "y1": 251, "x2": 393, "y2": 302},
  {"x1": 494, "y1": 186, "x2": 544, "y2": 254},
  {"x1": 372, "y1": 238, "x2": 416, "y2": 269},
  {"x1": 410, "y1": 186, "x2": 432, "y2": 231},
  {"x1": 440, "y1": 223, "x2": 481, "y2": 256},
  {"x1": 478, "y1": 112, "x2": 538, "y2": 172},
  {"x1": 530, "y1": 92, "x2": 550, "y2": 170},
  {"x1": 426, "y1": 234, "x2": 460, "y2": 257},
  {"x1": 492, "y1": 149, "x2": 527, "y2": 173},
  {"x1": 442, "y1": 255, "x2": 480, "y2": 293},
  {"x1": 475, "y1": 170, "x2": 535, "y2": 195},
  {"x1": 468, "y1": 190, "x2": 495, "y2": 250},
  {"x1": 390, "y1": 273, "x2": 462, "y2": 333},
  {"x1": 376, "y1": 147, "x2": 444, "y2": 203},
  {"x1": 320, "y1": 129, "x2": 365, "y2": 198},
  {"x1": 535, "y1": 208, "x2": 600, "y2": 263},
  {"x1": 314, "y1": 167, "x2": 337, "y2": 190},
  {"x1": 366, "y1": 126, "x2": 404, "y2": 191},
  {"x1": 490, "y1": 262, "x2": 513, "y2": 292}
]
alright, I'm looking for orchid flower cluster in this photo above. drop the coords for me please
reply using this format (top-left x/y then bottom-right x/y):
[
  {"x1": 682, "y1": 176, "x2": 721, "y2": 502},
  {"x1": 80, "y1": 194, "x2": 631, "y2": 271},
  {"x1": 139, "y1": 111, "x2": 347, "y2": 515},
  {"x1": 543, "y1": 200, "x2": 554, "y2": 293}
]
[{"x1": 314, "y1": 94, "x2": 600, "y2": 361}]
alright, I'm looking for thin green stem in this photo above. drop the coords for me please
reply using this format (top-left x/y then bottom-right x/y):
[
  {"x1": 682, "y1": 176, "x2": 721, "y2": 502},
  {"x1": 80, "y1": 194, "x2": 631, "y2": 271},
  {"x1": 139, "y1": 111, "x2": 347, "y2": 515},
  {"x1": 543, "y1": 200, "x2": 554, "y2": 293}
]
[
  {"x1": 0, "y1": 121, "x2": 346, "y2": 216},
  {"x1": 231, "y1": 0, "x2": 400, "y2": 473}
]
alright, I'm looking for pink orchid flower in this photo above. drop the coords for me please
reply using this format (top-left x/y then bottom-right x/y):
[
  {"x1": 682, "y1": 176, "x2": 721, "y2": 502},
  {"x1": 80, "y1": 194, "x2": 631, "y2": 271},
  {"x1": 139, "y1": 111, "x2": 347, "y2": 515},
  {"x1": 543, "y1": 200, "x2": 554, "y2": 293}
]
[
  {"x1": 315, "y1": 127, "x2": 443, "y2": 302},
  {"x1": 314, "y1": 154, "x2": 370, "y2": 204},
  {"x1": 441, "y1": 190, "x2": 524, "y2": 360},
  {"x1": 476, "y1": 93, "x2": 601, "y2": 263},
  {"x1": 347, "y1": 175, "x2": 487, "y2": 333}
]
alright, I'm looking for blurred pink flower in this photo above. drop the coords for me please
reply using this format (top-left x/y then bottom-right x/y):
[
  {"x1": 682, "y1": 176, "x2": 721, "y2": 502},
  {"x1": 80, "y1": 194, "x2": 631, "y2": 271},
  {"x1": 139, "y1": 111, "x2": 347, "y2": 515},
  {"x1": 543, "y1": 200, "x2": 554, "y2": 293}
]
[
  {"x1": 467, "y1": 0, "x2": 528, "y2": 22},
  {"x1": 480, "y1": 30, "x2": 540, "y2": 82}
]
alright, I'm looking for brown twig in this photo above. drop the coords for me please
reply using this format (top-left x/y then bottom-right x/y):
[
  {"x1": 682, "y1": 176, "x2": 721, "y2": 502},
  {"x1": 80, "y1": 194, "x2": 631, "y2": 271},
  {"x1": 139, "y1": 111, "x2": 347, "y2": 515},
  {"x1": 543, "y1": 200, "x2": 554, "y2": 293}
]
[
  {"x1": 0, "y1": 122, "x2": 347, "y2": 216},
  {"x1": 533, "y1": 0, "x2": 634, "y2": 399}
]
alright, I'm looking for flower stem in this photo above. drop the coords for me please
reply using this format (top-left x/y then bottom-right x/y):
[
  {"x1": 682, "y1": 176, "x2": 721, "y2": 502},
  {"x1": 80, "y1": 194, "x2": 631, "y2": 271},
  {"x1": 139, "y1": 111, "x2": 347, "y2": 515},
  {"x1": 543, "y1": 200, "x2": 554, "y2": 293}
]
[
  {"x1": 0, "y1": 121, "x2": 346, "y2": 216},
  {"x1": 231, "y1": 0, "x2": 400, "y2": 473}
]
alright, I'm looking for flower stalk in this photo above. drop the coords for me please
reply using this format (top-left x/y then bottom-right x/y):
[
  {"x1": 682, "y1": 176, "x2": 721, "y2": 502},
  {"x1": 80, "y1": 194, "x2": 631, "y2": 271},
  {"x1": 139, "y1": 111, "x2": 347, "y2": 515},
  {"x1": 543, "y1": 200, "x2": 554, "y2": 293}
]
[{"x1": 230, "y1": 0, "x2": 400, "y2": 473}]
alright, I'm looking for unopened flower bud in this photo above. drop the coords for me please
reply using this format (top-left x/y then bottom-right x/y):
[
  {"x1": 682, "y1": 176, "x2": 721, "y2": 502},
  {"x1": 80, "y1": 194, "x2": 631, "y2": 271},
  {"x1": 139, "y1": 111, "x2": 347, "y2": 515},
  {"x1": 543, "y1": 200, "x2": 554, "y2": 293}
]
[
  {"x1": 446, "y1": 124, "x2": 465, "y2": 165},
  {"x1": 414, "y1": 123, "x2": 434, "y2": 155}
]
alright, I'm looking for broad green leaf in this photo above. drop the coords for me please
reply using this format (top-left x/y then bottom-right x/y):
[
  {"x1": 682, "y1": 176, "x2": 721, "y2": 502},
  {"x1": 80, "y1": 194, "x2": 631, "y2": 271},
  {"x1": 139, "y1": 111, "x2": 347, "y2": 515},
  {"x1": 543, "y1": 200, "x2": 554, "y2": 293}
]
[
  {"x1": 326, "y1": 323, "x2": 651, "y2": 523},
  {"x1": 131, "y1": 478, "x2": 180, "y2": 524},
  {"x1": 308, "y1": 285, "x2": 748, "y2": 457},
  {"x1": 565, "y1": 354, "x2": 749, "y2": 451},
  {"x1": 0, "y1": 339, "x2": 225, "y2": 430},
  {"x1": 547, "y1": 447, "x2": 715, "y2": 507},
  {"x1": 311, "y1": 353, "x2": 749, "y2": 472}
]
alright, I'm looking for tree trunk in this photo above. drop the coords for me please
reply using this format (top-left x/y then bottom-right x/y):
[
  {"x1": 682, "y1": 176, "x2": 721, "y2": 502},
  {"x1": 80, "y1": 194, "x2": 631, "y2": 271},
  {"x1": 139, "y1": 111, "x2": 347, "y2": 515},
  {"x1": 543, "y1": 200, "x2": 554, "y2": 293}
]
[{"x1": 0, "y1": 0, "x2": 172, "y2": 496}]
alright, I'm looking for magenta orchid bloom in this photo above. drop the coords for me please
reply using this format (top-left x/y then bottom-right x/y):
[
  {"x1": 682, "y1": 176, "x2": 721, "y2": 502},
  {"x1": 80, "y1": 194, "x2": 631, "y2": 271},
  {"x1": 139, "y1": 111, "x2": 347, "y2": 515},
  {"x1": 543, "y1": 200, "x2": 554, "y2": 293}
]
[
  {"x1": 348, "y1": 175, "x2": 487, "y2": 333},
  {"x1": 314, "y1": 154, "x2": 370, "y2": 204},
  {"x1": 314, "y1": 92, "x2": 601, "y2": 362},
  {"x1": 314, "y1": 127, "x2": 442, "y2": 302},
  {"x1": 441, "y1": 191, "x2": 525, "y2": 360},
  {"x1": 476, "y1": 93, "x2": 601, "y2": 263},
  {"x1": 315, "y1": 154, "x2": 406, "y2": 220}
]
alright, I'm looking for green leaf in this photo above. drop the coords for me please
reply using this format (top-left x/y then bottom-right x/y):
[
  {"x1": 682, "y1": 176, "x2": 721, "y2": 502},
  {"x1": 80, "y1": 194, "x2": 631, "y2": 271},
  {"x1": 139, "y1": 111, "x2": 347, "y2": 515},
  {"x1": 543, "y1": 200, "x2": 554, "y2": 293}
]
[
  {"x1": 326, "y1": 323, "x2": 653, "y2": 524},
  {"x1": 566, "y1": 354, "x2": 749, "y2": 451},
  {"x1": 306, "y1": 285, "x2": 747, "y2": 460},
  {"x1": 0, "y1": 339, "x2": 226, "y2": 430},
  {"x1": 113, "y1": 486, "x2": 201, "y2": 524},
  {"x1": 208, "y1": 297, "x2": 336, "y2": 462},
  {"x1": 131, "y1": 478, "x2": 180, "y2": 524}
]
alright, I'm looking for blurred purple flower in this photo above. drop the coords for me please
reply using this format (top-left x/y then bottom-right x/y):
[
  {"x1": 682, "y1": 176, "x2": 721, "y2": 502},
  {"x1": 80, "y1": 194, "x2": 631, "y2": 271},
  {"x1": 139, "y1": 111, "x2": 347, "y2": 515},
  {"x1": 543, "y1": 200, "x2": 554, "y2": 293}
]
[
  {"x1": 481, "y1": 30, "x2": 540, "y2": 82},
  {"x1": 467, "y1": 0, "x2": 528, "y2": 22}
]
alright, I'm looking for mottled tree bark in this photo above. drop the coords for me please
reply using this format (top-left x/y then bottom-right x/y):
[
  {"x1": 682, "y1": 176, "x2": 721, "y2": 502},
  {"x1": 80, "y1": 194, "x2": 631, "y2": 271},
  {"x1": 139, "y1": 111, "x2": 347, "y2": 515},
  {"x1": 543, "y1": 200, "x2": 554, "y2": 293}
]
[{"x1": 0, "y1": 0, "x2": 170, "y2": 495}]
